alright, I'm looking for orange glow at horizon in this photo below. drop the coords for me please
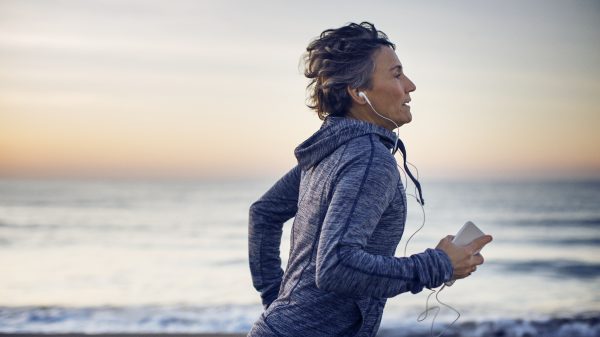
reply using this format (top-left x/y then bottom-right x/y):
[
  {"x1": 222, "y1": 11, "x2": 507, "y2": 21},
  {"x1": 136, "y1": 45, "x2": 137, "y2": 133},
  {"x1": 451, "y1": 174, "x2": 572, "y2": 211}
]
[{"x1": 1, "y1": 1, "x2": 599, "y2": 180}]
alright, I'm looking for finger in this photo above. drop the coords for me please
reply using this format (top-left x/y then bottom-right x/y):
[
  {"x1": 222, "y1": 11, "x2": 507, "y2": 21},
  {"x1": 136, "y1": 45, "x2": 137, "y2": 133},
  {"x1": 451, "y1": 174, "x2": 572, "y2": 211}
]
[
  {"x1": 454, "y1": 273, "x2": 468, "y2": 280},
  {"x1": 472, "y1": 254, "x2": 485, "y2": 265},
  {"x1": 456, "y1": 267, "x2": 472, "y2": 276},
  {"x1": 467, "y1": 235, "x2": 493, "y2": 253},
  {"x1": 457, "y1": 271, "x2": 472, "y2": 279}
]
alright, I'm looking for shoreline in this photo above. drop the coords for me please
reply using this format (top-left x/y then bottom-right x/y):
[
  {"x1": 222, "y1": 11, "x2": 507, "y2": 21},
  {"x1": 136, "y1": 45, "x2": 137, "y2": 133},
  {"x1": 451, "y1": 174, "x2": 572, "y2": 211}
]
[{"x1": 1, "y1": 312, "x2": 599, "y2": 337}]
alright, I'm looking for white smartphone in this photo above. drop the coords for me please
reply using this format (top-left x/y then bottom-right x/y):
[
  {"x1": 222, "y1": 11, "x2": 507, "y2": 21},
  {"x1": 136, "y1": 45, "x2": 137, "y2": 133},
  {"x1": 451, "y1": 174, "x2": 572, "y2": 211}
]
[{"x1": 444, "y1": 221, "x2": 486, "y2": 287}]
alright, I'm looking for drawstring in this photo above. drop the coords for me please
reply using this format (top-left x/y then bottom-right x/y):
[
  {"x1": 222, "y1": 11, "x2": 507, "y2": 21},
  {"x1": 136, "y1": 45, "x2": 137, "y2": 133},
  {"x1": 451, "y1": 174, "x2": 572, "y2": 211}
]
[{"x1": 393, "y1": 137, "x2": 425, "y2": 206}]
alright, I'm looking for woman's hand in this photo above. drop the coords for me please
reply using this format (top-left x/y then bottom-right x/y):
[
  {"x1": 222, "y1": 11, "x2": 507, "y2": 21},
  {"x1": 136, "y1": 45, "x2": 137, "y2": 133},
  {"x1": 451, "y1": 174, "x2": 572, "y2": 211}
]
[{"x1": 436, "y1": 234, "x2": 493, "y2": 281}]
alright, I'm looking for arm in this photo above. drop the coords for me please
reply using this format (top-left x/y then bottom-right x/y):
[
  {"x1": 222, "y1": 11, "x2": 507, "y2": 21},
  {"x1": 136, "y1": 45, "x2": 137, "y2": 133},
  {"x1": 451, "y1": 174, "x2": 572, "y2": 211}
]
[
  {"x1": 248, "y1": 165, "x2": 300, "y2": 309},
  {"x1": 315, "y1": 143, "x2": 453, "y2": 298}
]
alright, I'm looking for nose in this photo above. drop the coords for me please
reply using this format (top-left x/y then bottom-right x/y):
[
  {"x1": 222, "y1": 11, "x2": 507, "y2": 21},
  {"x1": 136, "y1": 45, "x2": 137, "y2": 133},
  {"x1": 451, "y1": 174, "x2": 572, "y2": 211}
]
[{"x1": 405, "y1": 76, "x2": 416, "y2": 93}]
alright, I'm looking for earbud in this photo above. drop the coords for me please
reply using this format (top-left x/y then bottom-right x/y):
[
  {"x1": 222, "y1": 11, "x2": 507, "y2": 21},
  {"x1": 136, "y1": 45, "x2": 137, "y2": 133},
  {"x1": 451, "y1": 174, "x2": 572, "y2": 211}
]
[{"x1": 358, "y1": 91, "x2": 370, "y2": 104}]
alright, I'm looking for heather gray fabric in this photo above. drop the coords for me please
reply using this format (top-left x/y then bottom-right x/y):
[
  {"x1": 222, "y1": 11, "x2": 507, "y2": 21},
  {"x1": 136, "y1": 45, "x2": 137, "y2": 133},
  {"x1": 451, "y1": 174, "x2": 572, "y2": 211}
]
[{"x1": 248, "y1": 116, "x2": 453, "y2": 337}]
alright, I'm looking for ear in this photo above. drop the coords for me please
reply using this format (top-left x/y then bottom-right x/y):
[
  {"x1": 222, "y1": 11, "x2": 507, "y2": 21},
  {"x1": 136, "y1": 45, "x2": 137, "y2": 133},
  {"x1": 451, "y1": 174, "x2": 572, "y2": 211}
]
[{"x1": 347, "y1": 86, "x2": 367, "y2": 105}]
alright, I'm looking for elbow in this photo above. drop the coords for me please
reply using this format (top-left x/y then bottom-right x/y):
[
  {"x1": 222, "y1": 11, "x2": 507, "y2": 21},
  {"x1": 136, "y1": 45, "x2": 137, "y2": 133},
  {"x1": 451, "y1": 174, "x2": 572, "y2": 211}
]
[
  {"x1": 315, "y1": 245, "x2": 359, "y2": 294},
  {"x1": 315, "y1": 257, "x2": 350, "y2": 294},
  {"x1": 248, "y1": 200, "x2": 265, "y2": 226},
  {"x1": 315, "y1": 266, "x2": 335, "y2": 292},
  {"x1": 315, "y1": 253, "x2": 338, "y2": 292},
  {"x1": 316, "y1": 263, "x2": 360, "y2": 296},
  {"x1": 249, "y1": 200, "x2": 260, "y2": 217}
]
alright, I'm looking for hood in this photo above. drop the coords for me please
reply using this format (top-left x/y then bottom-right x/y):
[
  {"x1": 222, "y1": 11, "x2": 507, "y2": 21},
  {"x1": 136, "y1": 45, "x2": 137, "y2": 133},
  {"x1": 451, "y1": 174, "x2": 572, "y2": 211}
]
[{"x1": 294, "y1": 116, "x2": 398, "y2": 170}]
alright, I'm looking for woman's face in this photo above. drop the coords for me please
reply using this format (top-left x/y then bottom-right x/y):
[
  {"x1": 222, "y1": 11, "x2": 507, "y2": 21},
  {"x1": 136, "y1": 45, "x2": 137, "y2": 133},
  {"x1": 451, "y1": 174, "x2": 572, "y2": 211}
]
[{"x1": 362, "y1": 46, "x2": 416, "y2": 129}]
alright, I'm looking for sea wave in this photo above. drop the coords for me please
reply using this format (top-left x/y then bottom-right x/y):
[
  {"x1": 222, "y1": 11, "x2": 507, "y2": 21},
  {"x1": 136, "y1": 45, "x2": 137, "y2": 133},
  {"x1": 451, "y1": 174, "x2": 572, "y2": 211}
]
[
  {"x1": 490, "y1": 259, "x2": 600, "y2": 279},
  {"x1": 379, "y1": 312, "x2": 600, "y2": 337},
  {"x1": 1, "y1": 306, "x2": 598, "y2": 336}
]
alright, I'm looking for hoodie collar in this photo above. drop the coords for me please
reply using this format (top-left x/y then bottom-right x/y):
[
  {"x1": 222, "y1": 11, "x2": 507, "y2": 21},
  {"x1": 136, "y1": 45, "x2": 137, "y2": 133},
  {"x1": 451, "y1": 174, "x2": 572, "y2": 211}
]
[{"x1": 294, "y1": 116, "x2": 398, "y2": 170}]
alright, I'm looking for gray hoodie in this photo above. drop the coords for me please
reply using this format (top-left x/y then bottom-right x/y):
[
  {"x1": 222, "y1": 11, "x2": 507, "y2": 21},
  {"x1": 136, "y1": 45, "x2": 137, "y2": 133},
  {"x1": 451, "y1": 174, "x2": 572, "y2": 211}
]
[{"x1": 248, "y1": 116, "x2": 453, "y2": 337}]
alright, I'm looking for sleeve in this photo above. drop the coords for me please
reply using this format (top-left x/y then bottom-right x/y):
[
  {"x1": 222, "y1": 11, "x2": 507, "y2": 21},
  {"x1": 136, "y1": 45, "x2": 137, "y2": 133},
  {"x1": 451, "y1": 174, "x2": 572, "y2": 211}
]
[
  {"x1": 248, "y1": 165, "x2": 301, "y2": 309},
  {"x1": 315, "y1": 144, "x2": 453, "y2": 298}
]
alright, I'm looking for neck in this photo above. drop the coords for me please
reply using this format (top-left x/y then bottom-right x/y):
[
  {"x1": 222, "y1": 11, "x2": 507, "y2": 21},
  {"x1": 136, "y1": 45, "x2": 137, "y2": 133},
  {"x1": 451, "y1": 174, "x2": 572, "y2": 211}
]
[{"x1": 347, "y1": 106, "x2": 397, "y2": 131}]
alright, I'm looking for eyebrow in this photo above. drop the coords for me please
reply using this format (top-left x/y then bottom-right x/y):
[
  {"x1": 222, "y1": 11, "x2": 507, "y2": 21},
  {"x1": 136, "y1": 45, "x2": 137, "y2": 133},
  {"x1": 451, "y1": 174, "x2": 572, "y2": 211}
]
[{"x1": 390, "y1": 65, "x2": 403, "y2": 72}]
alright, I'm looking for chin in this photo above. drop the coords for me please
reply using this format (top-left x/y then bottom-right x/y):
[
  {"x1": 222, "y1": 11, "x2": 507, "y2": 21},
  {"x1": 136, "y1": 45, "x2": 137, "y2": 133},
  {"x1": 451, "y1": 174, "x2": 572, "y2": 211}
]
[{"x1": 398, "y1": 113, "x2": 412, "y2": 125}]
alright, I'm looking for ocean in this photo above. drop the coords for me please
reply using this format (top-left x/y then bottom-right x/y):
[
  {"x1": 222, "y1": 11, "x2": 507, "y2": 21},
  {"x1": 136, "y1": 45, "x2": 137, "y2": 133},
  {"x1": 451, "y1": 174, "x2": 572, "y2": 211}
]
[{"x1": 1, "y1": 177, "x2": 599, "y2": 336}]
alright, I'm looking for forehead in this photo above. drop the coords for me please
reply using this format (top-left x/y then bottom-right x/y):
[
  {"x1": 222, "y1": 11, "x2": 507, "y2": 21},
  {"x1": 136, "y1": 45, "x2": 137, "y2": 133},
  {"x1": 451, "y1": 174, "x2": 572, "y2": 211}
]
[{"x1": 373, "y1": 46, "x2": 401, "y2": 72}]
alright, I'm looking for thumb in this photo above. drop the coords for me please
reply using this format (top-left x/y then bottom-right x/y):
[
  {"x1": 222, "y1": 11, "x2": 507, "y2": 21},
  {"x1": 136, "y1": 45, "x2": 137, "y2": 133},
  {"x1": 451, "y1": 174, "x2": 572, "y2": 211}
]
[{"x1": 468, "y1": 235, "x2": 493, "y2": 252}]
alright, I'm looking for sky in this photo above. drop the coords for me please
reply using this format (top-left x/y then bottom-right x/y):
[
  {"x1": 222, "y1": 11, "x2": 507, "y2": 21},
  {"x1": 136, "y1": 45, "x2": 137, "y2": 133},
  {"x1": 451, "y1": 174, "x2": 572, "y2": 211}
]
[{"x1": 1, "y1": 0, "x2": 599, "y2": 180}]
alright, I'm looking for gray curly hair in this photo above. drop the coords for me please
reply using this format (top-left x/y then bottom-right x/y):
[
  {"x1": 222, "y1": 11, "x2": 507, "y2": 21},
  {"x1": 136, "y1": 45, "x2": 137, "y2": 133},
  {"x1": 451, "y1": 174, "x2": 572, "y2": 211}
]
[{"x1": 303, "y1": 22, "x2": 395, "y2": 120}]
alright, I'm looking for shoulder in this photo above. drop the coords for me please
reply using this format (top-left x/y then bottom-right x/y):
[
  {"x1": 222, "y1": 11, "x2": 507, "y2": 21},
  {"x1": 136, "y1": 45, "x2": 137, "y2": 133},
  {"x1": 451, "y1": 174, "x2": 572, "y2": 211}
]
[
  {"x1": 346, "y1": 134, "x2": 398, "y2": 167},
  {"x1": 337, "y1": 134, "x2": 400, "y2": 181}
]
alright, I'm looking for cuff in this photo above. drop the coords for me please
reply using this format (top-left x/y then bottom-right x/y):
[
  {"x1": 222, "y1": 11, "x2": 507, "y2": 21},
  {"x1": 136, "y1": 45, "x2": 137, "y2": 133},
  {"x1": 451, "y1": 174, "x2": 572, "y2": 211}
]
[
  {"x1": 434, "y1": 248, "x2": 454, "y2": 283},
  {"x1": 261, "y1": 283, "x2": 280, "y2": 309},
  {"x1": 409, "y1": 248, "x2": 454, "y2": 294}
]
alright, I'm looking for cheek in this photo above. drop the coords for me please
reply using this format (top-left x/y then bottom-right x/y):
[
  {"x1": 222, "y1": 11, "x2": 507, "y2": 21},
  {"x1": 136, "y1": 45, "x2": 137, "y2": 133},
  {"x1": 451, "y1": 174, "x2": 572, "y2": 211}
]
[
  {"x1": 381, "y1": 83, "x2": 404, "y2": 99},
  {"x1": 384, "y1": 81, "x2": 405, "y2": 97},
  {"x1": 373, "y1": 81, "x2": 405, "y2": 105},
  {"x1": 386, "y1": 88, "x2": 406, "y2": 105},
  {"x1": 394, "y1": 82, "x2": 407, "y2": 97}
]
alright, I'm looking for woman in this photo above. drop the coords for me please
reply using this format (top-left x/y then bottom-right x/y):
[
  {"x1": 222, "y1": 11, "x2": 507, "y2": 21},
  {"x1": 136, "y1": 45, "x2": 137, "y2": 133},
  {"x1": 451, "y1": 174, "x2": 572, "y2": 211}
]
[{"x1": 247, "y1": 22, "x2": 492, "y2": 337}]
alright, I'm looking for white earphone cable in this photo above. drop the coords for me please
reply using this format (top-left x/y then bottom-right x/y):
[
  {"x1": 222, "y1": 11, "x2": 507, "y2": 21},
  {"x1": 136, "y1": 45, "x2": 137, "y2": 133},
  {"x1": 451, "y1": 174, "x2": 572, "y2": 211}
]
[
  {"x1": 360, "y1": 92, "x2": 461, "y2": 337},
  {"x1": 401, "y1": 179, "x2": 461, "y2": 337},
  {"x1": 360, "y1": 92, "x2": 400, "y2": 154}
]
